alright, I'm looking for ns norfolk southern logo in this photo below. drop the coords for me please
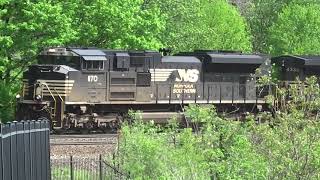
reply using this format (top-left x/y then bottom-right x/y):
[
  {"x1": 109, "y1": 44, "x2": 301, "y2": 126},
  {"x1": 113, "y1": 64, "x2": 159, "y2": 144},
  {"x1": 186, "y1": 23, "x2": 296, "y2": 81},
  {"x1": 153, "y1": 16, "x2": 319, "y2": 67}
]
[
  {"x1": 150, "y1": 69, "x2": 200, "y2": 83},
  {"x1": 175, "y1": 69, "x2": 199, "y2": 83}
]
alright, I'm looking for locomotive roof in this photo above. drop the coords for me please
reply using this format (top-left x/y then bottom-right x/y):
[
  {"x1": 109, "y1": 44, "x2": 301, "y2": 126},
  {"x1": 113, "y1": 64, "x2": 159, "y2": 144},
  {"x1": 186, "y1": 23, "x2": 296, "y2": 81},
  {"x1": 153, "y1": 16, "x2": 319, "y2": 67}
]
[
  {"x1": 176, "y1": 51, "x2": 266, "y2": 64},
  {"x1": 207, "y1": 53, "x2": 265, "y2": 64},
  {"x1": 272, "y1": 55, "x2": 320, "y2": 66},
  {"x1": 300, "y1": 56, "x2": 320, "y2": 66},
  {"x1": 71, "y1": 49, "x2": 108, "y2": 61},
  {"x1": 162, "y1": 56, "x2": 201, "y2": 63}
]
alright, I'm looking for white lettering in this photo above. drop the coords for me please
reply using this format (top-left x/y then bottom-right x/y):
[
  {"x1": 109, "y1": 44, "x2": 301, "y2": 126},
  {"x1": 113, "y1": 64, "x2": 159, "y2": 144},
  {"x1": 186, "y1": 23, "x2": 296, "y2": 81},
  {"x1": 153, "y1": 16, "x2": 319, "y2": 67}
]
[
  {"x1": 175, "y1": 69, "x2": 199, "y2": 82},
  {"x1": 88, "y1": 75, "x2": 98, "y2": 82}
]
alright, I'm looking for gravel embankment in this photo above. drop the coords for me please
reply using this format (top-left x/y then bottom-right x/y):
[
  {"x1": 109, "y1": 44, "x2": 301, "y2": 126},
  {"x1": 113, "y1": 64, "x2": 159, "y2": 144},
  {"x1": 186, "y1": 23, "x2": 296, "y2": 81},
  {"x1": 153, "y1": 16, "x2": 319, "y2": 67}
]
[{"x1": 50, "y1": 134, "x2": 119, "y2": 159}]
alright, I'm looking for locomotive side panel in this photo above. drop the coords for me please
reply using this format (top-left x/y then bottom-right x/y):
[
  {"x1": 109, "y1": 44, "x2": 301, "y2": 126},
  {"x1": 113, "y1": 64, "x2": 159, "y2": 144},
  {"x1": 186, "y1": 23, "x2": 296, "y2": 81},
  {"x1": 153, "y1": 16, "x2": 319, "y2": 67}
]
[
  {"x1": 151, "y1": 56, "x2": 202, "y2": 104},
  {"x1": 109, "y1": 71, "x2": 136, "y2": 101}
]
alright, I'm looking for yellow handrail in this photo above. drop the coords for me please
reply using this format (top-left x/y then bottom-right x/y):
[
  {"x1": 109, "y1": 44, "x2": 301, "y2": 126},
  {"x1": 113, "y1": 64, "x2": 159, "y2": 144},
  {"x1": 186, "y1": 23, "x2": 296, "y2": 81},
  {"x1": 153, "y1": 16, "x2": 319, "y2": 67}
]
[{"x1": 40, "y1": 83, "x2": 57, "y2": 118}]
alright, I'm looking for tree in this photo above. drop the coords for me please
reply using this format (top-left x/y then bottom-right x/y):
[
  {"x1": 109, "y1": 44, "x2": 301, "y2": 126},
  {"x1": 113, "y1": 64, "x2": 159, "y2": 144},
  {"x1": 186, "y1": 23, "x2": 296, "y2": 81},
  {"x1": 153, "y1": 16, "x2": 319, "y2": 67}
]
[
  {"x1": 0, "y1": 0, "x2": 166, "y2": 121},
  {"x1": 0, "y1": 0, "x2": 76, "y2": 121},
  {"x1": 268, "y1": 3, "x2": 320, "y2": 55},
  {"x1": 246, "y1": 0, "x2": 320, "y2": 53},
  {"x1": 198, "y1": 0, "x2": 252, "y2": 52},
  {"x1": 245, "y1": 0, "x2": 291, "y2": 53},
  {"x1": 149, "y1": 0, "x2": 252, "y2": 52},
  {"x1": 65, "y1": 0, "x2": 165, "y2": 49}
]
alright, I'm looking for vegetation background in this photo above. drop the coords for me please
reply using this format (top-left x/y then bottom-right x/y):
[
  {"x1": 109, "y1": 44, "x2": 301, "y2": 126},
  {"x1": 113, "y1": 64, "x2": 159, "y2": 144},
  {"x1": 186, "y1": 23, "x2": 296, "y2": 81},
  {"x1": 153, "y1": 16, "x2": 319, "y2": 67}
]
[
  {"x1": 115, "y1": 77, "x2": 320, "y2": 179},
  {"x1": 0, "y1": 0, "x2": 319, "y2": 178},
  {"x1": 1, "y1": 0, "x2": 320, "y2": 121}
]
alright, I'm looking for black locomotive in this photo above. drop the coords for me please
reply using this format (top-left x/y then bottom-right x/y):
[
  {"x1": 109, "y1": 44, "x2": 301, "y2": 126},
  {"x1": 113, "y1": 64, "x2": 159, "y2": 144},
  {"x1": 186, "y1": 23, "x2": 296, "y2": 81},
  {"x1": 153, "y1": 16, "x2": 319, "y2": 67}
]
[
  {"x1": 16, "y1": 47, "x2": 320, "y2": 131},
  {"x1": 271, "y1": 55, "x2": 320, "y2": 82}
]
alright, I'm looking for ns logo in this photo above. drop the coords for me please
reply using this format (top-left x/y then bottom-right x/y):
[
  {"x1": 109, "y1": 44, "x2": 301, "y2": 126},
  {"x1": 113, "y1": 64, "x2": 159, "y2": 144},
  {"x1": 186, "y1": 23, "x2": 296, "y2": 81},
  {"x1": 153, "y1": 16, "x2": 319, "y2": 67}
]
[{"x1": 175, "y1": 69, "x2": 199, "y2": 83}]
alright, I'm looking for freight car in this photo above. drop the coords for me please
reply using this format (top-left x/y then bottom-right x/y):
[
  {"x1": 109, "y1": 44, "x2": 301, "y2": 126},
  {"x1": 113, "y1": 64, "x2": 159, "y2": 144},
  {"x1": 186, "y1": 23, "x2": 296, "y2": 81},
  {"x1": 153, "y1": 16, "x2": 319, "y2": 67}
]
[{"x1": 16, "y1": 47, "x2": 270, "y2": 131}]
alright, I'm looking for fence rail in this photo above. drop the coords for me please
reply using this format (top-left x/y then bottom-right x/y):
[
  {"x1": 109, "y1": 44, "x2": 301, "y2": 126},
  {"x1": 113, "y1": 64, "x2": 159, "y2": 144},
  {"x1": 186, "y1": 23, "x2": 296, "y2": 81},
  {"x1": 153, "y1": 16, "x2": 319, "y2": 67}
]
[{"x1": 0, "y1": 120, "x2": 51, "y2": 180}]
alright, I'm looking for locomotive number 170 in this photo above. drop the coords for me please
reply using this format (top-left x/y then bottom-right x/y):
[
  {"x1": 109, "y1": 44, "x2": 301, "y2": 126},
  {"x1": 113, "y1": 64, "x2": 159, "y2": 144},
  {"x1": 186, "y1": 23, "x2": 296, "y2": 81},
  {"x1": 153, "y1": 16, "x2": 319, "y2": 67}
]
[{"x1": 88, "y1": 75, "x2": 98, "y2": 82}]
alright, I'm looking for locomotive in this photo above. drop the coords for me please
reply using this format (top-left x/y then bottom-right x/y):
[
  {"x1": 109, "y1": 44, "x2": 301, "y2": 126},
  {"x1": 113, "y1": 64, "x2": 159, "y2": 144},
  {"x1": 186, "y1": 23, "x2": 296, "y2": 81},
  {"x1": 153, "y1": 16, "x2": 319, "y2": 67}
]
[
  {"x1": 18, "y1": 47, "x2": 303, "y2": 131},
  {"x1": 271, "y1": 55, "x2": 320, "y2": 81}
]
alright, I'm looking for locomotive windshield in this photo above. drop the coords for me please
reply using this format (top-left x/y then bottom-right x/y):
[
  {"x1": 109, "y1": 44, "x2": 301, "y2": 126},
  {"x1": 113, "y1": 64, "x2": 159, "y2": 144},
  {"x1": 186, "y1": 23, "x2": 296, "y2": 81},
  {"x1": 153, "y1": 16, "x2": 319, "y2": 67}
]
[{"x1": 38, "y1": 55, "x2": 80, "y2": 69}]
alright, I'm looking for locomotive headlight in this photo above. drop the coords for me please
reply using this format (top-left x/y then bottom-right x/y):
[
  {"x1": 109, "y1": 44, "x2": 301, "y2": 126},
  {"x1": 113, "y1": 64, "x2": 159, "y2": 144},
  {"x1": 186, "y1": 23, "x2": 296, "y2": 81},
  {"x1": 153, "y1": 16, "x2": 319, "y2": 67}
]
[
  {"x1": 16, "y1": 94, "x2": 21, "y2": 99},
  {"x1": 35, "y1": 94, "x2": 42, "y2": 101}
]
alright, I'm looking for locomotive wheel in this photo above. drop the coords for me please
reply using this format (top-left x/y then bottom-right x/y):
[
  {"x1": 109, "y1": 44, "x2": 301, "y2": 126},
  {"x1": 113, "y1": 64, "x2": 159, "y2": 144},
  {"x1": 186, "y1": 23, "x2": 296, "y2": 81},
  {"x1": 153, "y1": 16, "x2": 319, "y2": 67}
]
[{"x1": 80, "y1": 129, "x2": 90, "y2": 134}]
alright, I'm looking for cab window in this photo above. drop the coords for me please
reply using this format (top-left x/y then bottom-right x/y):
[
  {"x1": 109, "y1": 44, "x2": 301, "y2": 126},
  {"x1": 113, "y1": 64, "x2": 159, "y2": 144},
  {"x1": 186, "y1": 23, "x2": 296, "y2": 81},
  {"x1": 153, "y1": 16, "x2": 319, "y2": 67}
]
[{"x1": 82, "y1": 60, "x2": 104, "y2": 70}]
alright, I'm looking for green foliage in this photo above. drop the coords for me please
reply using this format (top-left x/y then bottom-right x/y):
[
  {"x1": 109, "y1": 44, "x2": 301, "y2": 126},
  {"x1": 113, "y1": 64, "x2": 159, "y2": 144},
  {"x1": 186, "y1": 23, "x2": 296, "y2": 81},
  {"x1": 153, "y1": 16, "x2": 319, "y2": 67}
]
[
  {"x1": 0, "y1": 81, "x2": 19, "y2": 122},
  {"x1": 0, "y1": 0, "x2": 165, "y2": 121},
  {"x1": 0, "y1": 0, "x2": 76, "y2": 121},
  {"x1": 268, "y1": 3, "x2": 320, "y2": 55},
  {"x1": 246, "y1": 0, "x2": 292, "y2": 53},
  {"x1": 116, "y1": 106, "x2": 268, "y2": 179},
  {"x1": 51, "y1": 167, "x2": 99, "y2": 180},
  {"x1": 153, "y1": 0, "x2": 252, "y2": 52},
  {"x1": 250, "y1": 112, "x2": 320, "y2": 179},
  {"x1": 247, "y1": 0, "x2": 320, "y2": 53},
  {"x1": 67, "y1": 0, "x2": 165, "y2": 49},
  {"x1": 116, "y1": 80, "x2": 320, "y2": 179},
  {"x1": 199, "y1": 0, "x2": 252, "y2": 52}
]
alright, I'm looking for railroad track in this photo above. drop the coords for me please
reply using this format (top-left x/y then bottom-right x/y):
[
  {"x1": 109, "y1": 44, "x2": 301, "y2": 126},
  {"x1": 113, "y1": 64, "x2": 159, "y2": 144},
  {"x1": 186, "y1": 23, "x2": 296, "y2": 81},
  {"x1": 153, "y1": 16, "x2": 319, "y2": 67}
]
[{"x1": 50, "y1": 134, "x2": 118, "y2": 146}]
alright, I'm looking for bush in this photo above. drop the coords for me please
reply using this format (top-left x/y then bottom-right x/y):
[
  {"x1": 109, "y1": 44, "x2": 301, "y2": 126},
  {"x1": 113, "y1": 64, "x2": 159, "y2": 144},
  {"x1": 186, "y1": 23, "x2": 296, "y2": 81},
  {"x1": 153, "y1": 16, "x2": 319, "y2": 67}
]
[
  {"x1": 114, "y1": 84, "x2": 320, "y2": 179},
  {"x1": 0, "y1": 81, "x2": 20, "y2": 122}
]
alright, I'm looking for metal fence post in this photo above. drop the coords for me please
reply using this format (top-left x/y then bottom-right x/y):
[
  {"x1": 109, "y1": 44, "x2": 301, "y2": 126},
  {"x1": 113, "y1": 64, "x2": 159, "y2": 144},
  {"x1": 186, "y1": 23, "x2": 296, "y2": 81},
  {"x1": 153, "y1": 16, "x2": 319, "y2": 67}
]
[
  {"x1": 70, "y1": 155, "x2": 74, "y2": 180},
  {"x1": 99, "y1": 154, "x2": 103, "y2": 180},
  {"x1": 0, "y1": 124, "x2": 3, "y2": 180},
  {"x1": 30, "y1": 120, "x2": 36, "y2": 180},
  {"x1": 24, "y1": 121, "x2": 31, "y2": 180},
  {"x1": 45, "y1": 120, "x2": 51, "y2": 180},
  {"x1": 10, "y1": 121, "x2": 18, "y2": 180},
  {"x1": 2, "y1": 124, "x2": 11, "y2": 180},
  {"x1": 16, "y1": 122, "x2": 25, "y2": 180},
  {"x1": 35, "y1": 121, "x2": 41, "y2": 180},
  {"x1": 40, "y1": 121, "x2": 46, "y2": 180}
]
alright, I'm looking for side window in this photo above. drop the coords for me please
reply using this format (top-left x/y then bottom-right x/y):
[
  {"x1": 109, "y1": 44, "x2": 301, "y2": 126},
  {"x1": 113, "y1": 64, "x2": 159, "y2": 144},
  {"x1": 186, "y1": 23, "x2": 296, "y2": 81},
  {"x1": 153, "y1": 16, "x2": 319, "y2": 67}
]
[{"x1": 82, "y1": 60, "x2": 104, "y2": 70}]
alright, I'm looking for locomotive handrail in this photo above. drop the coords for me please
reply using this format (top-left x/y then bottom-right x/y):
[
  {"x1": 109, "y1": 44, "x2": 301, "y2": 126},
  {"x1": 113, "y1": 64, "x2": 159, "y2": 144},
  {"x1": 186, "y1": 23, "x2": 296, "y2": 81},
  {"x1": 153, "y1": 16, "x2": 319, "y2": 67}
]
[
  {"x1": 20, "y1": 83, "x2": 33, "y2": 98},
  {"x1": 53, "y1": 87, "x2": 64, "y2": 102},
  {"x1": 22, "y1": 83, "x2": 25, "y2": 98},
  {"x1": 41, "y1": 83, "x2": 57, "y2": 119}
]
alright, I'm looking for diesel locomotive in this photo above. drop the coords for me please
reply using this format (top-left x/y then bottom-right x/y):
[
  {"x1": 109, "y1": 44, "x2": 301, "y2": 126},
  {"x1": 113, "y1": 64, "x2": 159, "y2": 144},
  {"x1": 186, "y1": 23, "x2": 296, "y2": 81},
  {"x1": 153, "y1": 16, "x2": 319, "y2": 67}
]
[{"x1": 16, "y1": 47, "x2": 273, "y2": 131}]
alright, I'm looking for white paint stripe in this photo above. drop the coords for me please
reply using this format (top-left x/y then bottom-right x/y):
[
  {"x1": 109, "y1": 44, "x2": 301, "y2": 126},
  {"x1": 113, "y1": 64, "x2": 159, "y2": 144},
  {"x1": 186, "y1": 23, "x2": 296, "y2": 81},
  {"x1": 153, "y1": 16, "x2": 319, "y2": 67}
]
[
  {"x1": 151, "y1": 77, "x2": 169, "y2": 79},
  {"x1": 0, "y1": 128, "x2": 50, "y2": 139},
  {"x1": 43, "y1": 91, "x2": 72, "y2": 93},
  {"x1": 37, "y1": 80, "x2": 75, "y2": 83},
  {"x1": 152, "y1": 73, "x2": 171, "y2": 76},
  {"x1": 43, "y1": 93, "x2": 69, "y2": 96},
  {"x1": 43, "y1": 87, "x2": 73, "y2": 90},
  {"x1": 43, "y1": 84, "x2": 74, "y2": 86},
  {"x1": 152, "y1": 78, "x2": 170, "y2": 80},
  {"x1": 150, "y1": 69, "x2": 178, "y2": 72}
]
